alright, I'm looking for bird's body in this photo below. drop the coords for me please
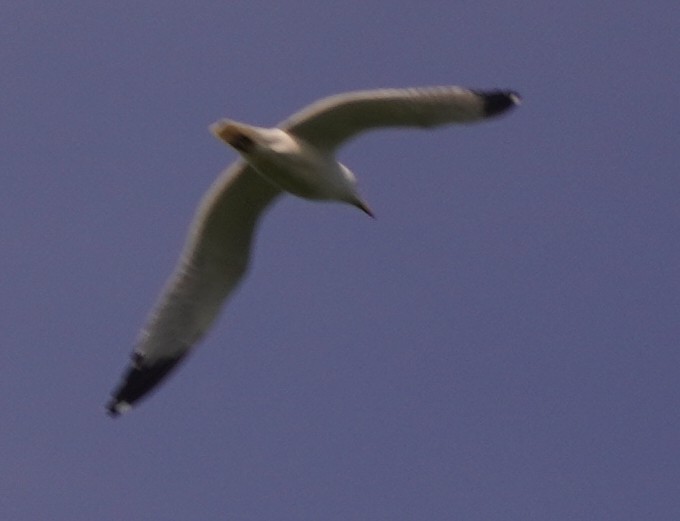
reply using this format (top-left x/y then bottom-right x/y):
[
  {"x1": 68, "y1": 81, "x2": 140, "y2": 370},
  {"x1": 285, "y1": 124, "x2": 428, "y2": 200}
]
[
  {"x1": 107, "y1": 86, "x2": 520, "y2": 416},
  {"x1": 213, "y1": 123, "x2": 362, "y2": 204}
]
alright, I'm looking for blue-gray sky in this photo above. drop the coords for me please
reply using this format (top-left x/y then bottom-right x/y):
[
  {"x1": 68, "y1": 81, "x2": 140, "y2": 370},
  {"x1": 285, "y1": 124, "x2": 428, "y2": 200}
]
[{"x1": 3, "y1": 2, "x2": 679, "y2": 519}]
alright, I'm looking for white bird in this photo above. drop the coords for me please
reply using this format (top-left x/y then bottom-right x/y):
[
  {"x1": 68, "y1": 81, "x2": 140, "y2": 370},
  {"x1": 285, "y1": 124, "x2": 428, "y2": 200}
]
[{"x1": 106, "y1": 86, "x2": 520, "y2": 416}]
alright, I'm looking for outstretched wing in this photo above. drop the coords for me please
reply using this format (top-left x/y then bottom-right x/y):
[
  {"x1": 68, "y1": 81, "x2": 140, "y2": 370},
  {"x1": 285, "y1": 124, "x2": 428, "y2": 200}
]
[
  {"x1": 282, "y1": 87, "x2": 520, "y2": 150},
  {"x1": 107, "y1": 163, "x2": 281, "y2": 416}
]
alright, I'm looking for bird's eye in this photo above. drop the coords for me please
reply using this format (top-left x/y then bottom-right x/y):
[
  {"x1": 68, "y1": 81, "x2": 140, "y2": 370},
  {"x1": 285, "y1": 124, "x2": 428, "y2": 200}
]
[{"x1": 231, "y1": 134, "x2": 255, "y2": 152}]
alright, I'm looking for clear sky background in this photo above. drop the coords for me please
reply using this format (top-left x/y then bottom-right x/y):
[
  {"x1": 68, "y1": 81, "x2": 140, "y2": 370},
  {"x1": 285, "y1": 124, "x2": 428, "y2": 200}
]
[{"x1": 3, "y1": 2, "x2": 679, "y2": 520}]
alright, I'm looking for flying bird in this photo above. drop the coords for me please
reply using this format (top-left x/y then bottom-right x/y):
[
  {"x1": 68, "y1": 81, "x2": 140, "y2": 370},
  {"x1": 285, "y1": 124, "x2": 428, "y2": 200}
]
[{"x1": 106, "y1": 86, "x2": 520, "y2": 416}]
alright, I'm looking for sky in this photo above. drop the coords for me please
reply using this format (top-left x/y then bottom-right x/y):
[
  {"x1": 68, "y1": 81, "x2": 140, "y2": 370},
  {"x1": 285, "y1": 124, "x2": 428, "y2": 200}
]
[{"x1": 2, "y1": 2, "x2": 679, "y2": 520}]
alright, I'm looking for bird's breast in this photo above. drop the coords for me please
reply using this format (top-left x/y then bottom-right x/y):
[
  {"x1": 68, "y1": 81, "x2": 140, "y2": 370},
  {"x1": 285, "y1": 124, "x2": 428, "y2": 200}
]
[{"x1": 247, "y1": 148, "x2": 342, "y2": 201}]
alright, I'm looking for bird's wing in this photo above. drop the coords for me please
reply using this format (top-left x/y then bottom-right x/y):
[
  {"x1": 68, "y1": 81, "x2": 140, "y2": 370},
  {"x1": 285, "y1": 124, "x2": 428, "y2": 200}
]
[
  {"x1": 107, "y1": 163, "x2": 281, "y2": 416},
  {"x1": 282, "y1": 86, "x2": 520, "y2": 150}
]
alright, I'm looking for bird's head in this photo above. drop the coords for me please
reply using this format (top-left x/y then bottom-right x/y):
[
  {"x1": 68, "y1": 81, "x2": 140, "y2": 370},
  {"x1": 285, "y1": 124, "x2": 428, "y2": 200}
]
[{"x1": 337, "y1": 164, "x2": 375, "y2": 218}]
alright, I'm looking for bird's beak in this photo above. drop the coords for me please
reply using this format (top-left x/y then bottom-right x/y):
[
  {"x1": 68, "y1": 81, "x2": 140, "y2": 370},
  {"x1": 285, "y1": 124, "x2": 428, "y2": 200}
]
[{"x1": 354, "y1": 199, "x2": 375, "y2": 218}]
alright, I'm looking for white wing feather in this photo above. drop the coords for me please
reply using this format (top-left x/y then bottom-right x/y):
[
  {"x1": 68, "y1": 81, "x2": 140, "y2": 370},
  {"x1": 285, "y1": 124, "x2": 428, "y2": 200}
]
[
  {"x1": 107, "y1": 163, "x2": 279, "y2": 414},
  {"x1": 282, "y1": 87, "x2": 497, "y2": 149}
]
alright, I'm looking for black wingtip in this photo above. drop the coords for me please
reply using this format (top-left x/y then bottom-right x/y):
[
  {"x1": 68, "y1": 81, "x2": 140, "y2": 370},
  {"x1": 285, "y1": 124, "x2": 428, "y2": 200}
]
[
  {"x1": 478, "y1": 90, "x2": 522, "y2": 117},
  {"x1": 106, "y1": 399, "x2": 125, "y2": 418},
  {"x1": 106, "y1": 354, "x2": 183, "y2": 417}
]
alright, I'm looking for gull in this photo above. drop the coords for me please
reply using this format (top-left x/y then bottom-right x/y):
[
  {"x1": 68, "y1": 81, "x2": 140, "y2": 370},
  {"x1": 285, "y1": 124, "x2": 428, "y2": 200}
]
[{"x1": 106, "y1": 86, "x2": 520, "y2": 416}]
